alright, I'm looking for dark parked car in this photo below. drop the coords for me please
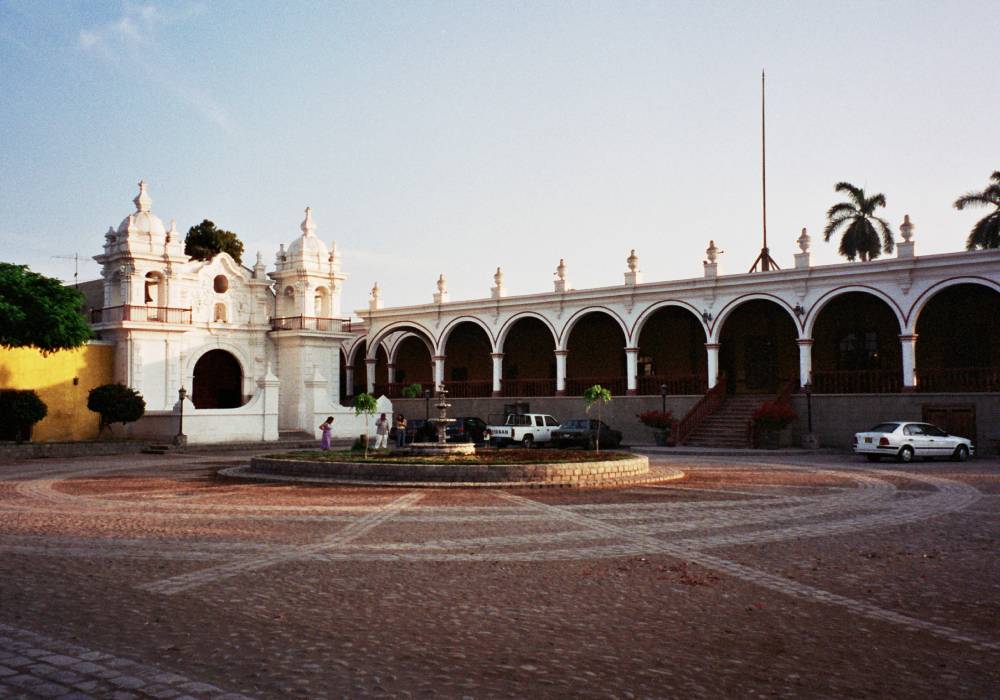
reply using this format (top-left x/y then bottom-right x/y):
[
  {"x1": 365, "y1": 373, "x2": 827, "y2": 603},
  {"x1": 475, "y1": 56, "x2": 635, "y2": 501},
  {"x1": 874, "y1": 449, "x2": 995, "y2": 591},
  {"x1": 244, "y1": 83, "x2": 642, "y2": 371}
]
[
  {"x1": 445, "y1": 416, "x2": 488, "y2": 444},
  {"x1": 552, "y1": 419, "x2": 622, "y2": 449}
]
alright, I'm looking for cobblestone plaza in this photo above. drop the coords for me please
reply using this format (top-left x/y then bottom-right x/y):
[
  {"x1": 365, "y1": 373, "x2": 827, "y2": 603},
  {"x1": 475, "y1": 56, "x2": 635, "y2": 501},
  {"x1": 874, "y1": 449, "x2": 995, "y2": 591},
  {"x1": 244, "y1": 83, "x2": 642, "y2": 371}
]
[{"x1": 1, "y1": 450, "x2": 998, "y2": 698}]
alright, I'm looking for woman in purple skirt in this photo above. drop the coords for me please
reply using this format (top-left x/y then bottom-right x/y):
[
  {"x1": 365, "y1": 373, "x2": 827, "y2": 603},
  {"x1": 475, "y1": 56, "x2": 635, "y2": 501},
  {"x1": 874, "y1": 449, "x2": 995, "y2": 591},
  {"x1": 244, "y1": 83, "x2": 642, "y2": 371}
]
[{"x1": 318, "y1": 416, "x2": 334, "y2": 450}]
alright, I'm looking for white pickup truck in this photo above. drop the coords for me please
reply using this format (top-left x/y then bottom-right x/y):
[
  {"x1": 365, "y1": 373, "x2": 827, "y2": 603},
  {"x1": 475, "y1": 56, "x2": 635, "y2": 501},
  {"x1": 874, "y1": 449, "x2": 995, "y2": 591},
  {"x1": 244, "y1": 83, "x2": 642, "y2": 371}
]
[{"x1": 484, "y1": 413, "x2": 561, "y2": 448}]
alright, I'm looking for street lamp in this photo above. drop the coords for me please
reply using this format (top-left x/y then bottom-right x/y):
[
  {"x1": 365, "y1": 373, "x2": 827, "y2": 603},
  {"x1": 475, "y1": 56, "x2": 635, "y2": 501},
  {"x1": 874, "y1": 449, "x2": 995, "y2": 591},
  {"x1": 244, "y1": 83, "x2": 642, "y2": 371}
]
[
  {"x1": 423, "y1": 388, "x2": 430, "y2": 421},
  {"x1": 804, "y1": 381, "x2": 813, "y2": 433},
  {"x1": 660, "y1": 383, "x2": 667, "y2": 414},
  {"x1": 175, "y1": 387, "x2": 188, "y2": 446}
]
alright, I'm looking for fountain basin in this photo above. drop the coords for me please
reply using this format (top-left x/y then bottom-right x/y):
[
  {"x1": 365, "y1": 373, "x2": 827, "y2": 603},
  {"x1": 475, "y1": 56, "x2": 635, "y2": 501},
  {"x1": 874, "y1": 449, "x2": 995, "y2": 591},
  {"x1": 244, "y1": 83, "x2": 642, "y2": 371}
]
[{"x1": 406, "y1": 442, "x2": 476, "y2": 456}]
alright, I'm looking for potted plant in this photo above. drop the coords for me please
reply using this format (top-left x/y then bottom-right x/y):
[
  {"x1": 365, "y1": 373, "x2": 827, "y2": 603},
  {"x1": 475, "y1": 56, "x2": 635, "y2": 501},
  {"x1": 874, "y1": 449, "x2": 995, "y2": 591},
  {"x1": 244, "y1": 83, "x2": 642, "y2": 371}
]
[
  {"x1": 751, "y1": 401, "x2": 797, "y2": 449},
  {"x1": 637, "y1": 410, "x2": 675, "y2": 446}
]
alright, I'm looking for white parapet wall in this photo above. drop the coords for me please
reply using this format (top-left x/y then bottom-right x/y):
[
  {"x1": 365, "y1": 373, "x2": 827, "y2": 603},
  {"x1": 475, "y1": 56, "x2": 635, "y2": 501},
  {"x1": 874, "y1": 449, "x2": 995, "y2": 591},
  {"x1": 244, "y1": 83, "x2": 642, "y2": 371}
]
[{"x1": 312, "y1": 395, "x2": 394, "y2": 441}]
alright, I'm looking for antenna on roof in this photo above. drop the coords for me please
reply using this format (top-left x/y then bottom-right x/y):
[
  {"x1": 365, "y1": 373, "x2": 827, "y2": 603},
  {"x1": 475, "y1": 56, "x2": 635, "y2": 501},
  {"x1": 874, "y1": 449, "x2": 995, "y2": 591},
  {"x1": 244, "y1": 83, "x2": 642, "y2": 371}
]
[
  {"x1": 52, "y1": 253, "x2": 80, "y2": 287},
  {"x1": 750, "y1": 70, "x2": 779, "y2": 273}
]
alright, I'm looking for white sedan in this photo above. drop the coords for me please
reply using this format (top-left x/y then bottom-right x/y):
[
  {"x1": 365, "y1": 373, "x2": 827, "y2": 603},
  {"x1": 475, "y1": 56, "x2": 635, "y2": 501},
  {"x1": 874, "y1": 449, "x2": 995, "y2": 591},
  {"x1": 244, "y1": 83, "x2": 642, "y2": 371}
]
[{"x1": 853, "y1": 422, "x2": 974, "y2": 463}]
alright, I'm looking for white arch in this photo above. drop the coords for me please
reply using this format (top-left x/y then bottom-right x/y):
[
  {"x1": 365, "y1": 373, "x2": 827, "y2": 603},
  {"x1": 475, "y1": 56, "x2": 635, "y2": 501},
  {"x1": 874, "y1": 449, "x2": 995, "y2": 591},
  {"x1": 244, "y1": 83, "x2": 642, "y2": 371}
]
[
  {"x1": 183, "y1": 341, "x2": 251, "y2": 380},
  {"x1": 710, "y1": 293, "x2": 801, "y2": 343},
  {"x1": 630, "y1": 300, "x2": 708, "y2": 345},
  {"x1": 436, "y1": 315, "x2": 498, "y2": 355},
  {"x1": 344, "y1": 336, "x2": 367, "y2": 368},
  {"x1": 496, "y1": 312, "x2": 560, "y2": 353},
  {"x1": 557, "y1": 306, "x2": 630, "y2": 351},
  {"x1": 386, "y1": 331, "x2": 434, "y2": 365},
  {"x1": 366, "y1": 321, "x2": 437, "y2": 361},
  {"x1": 906, "y1": 276, "x2": 1000, "y2": 334},
  {"x1": 803, "y1": 286, "x2": 905, "y2": 338}
]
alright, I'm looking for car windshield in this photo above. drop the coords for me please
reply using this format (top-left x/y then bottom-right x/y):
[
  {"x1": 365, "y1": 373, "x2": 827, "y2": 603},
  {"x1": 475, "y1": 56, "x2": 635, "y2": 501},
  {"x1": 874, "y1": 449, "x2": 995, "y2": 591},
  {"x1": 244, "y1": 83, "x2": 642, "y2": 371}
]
[
  {"x1": 562, "y1": 420, "x2": 588, "y2": 429},
  {"x1": 869, "y1": 423, "x2": 900, "y2": 433}
]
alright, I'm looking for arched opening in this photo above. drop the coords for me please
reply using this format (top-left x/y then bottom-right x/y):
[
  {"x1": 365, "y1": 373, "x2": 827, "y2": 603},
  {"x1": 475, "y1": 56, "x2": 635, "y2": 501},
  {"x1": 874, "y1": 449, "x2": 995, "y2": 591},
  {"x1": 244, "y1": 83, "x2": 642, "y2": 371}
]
[
  {"x1": 443, "y1": 322, "x2": 492, "y2": 397},
  {"x1": 811, "y1": 292, "x2": 902, "y2": 393},
  {"x1": 279, "y1": 286, "x2": 296, "y2": 318},
  {"x1": 502, "y1": 317, "x2": 556, "y2": 396},
  {"x1": 565, "y1": 311, "x2": 627, "y2": 396},
  {"x1": 339, "y1": 348, "x2": 349, "y2": 405},
  {"x1": 719, "y1": 299, "x2": 798, "y2": 394},
  {"x1": 192, "y1": 350, "x2": 244, "y2": 409},
  {"x1": 636, "y1": 306, "x2": 707, "y2": 395},
  {"x1": 213, "y1": 303, "x2": 228, "y2": 323},
  {"x1": 371, "y1": 345, "x2": 390, "y2": 397},
  {"x1": 350, "y1": 341, "x2": 368, "y2": 397},
  {"x1": 314, "y1": 286, "x2": 330, "y2": 318},
  {"x1": 916, "y1": 284, "x2": 1000, "y2": 391},
  {"x1": 144, "y1": 271, "x2": 164, "y2": 307},
  {"x1": 395, "y1": 335, "x2": 433, "y2": 395}
]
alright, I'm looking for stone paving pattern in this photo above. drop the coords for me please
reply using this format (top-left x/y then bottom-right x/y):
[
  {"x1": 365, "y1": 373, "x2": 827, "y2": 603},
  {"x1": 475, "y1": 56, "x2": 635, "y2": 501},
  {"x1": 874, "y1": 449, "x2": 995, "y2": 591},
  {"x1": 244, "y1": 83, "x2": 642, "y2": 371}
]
[{"x1": 1, "y1": 449, "x2": 998, "y2": 698}]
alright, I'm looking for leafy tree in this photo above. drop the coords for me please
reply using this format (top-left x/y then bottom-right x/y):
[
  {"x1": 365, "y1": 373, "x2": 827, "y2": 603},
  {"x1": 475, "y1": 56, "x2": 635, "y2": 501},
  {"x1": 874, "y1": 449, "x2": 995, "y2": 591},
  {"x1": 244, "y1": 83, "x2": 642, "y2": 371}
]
[
  {"x1": 353, "y1": 392, "x2": 378, "y2": 458},
  {"x1": 184, "y1": 219, "x2": 244, "y2": 264},
  {"x1": 0, "y1": 389, "x2": 47, "y2": 443},
  {"x1": 402, "y1": 383, "x2": 423, "y2": 399},
  {"x1": 954, "y1": 171, "x2": 1000, "y2": 250},
  {"x1": 0, "y1": 263, "x2": 91, "y2": 354},
  {"x1": 88, "y1": 383, "x2": 146, "y2": 433},
  {"x1": 823, "y1": 182, "x2": 894, "y2": 261},
  {"x1": 583, "y1": 384, "x2": 612, "y2": 452}
]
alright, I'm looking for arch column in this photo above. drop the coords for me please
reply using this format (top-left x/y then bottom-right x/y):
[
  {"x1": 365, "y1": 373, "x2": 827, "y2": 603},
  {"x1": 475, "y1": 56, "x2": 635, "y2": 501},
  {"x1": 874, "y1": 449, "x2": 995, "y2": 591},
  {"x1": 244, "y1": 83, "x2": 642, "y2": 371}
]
[
  {"x1": 365, "y1": 358, "x2": 376, "y2": 394},
  {"x1": 625, "y1": 347, "x2": 639, "y2": 395},
  {"x1": 386, "y1": 363, "x2": 396, "y2": 385},
  {"x1": 432, "y1": 355, "x2": 446, "y2": 391},
  {"x1": 345, "y1": 366, "x2": 354, "y2": 397},
  {"x1": 705, "y1": 343, "x2": 720, "y2": 389},
  {"x1": 797, "y1": 339, "x2": 813, "y2": 388},
  {"x1": 900, "y1": 334, "x2": 918, "y2": 389},
  {"x1": 491, "y1": 353, "x2": 504, "y2": 396},
  {"x1": 555, "y1": 350, "x2": 568, "y2": 396}
]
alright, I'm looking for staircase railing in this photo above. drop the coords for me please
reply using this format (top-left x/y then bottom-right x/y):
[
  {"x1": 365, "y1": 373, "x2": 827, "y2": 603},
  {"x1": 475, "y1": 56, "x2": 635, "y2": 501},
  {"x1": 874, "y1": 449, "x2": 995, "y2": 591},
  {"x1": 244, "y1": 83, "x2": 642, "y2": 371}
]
[{"x1": 673, "y1": 375, "x2": 727, "y2": 445}]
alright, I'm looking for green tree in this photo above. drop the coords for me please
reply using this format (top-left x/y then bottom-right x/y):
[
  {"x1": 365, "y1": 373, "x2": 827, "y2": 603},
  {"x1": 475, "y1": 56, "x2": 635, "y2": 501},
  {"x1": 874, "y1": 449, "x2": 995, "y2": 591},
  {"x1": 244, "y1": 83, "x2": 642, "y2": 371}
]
[
  {"x1": 353, "y1": 392, "x2": 378, "y2": 458},
  {"x1": 954, "y1": 171, "x2": 1000, "y2": 250},
  {"x1": 0, "y1": 263, "x2": 91, "y2": 354},
  {"x1": 401, "y1": 383, "x2": 423, "y2": 399},
  {"x1": 823, "y1": 182, "x2": 894, "y2": 261},
  {"x1": 583, "y1": 384, "x2": 612, "y2": 452},
  {"x1": 87, "y1": 383, "x2": 146, "y2": 433},
  {"x1": 0, "y1": 389, "x2": 48, "y2": 443},
  {"x1": 184, "y1": 219, "x2": 244, "y2": 264}
]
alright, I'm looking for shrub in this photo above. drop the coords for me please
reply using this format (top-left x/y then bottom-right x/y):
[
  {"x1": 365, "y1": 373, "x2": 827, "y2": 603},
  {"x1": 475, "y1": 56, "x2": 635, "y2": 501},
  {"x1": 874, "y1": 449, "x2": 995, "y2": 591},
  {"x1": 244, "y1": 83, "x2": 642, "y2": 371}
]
[
  {"x1": 637, "y1": 410, "x2": 674, "y2": 431},
  {"x1": 402, "y1": 383, "x2": 423, "y2": 399},
  {"x1": 752, "y1": 401, "x2": 797, "y2": 431},
  {"x1": 88, "y1": 383, "x2": 146, "y2": 432},
  {"x1": 0, "y1": 389, "x2": 48, "y2": 442}
]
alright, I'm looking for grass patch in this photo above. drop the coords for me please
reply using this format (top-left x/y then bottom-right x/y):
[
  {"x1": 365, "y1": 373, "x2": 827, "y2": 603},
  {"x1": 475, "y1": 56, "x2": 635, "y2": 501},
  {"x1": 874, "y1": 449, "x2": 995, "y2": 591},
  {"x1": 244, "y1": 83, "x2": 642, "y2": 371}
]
[{"x1": 264, "y1": 448, "x2": 635, "y2": 465}]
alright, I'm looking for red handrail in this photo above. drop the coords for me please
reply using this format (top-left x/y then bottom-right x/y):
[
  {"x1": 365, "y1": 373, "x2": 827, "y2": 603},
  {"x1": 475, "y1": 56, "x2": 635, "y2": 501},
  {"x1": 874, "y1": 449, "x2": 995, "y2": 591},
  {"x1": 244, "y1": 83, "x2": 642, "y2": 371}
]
[{"x1": 674, "y1": 375, "x2": 727, "y2": 445}]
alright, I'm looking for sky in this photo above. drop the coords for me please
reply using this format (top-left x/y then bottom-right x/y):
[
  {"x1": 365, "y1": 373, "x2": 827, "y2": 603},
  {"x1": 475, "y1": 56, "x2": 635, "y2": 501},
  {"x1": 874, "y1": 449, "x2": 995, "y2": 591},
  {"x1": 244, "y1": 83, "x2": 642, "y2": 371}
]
[{"x1": 1, "y1": 1, "x2": 998, "y2": 316}]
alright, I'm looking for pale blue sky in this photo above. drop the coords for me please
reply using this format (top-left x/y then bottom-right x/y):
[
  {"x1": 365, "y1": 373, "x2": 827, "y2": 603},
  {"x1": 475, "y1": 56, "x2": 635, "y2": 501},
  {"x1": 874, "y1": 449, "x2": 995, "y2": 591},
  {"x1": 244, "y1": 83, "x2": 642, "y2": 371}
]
[{"x1": 1, "y1": 1, "x2": 997, "y2": 315}]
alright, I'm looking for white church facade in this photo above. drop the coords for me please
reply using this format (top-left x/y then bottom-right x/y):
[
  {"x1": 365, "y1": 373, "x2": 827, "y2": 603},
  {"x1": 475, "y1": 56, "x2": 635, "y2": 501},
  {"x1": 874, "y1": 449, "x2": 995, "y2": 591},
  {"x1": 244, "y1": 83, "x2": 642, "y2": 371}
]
[{"x1": 87, "y1": 182, "x2": 1000, "y2": 449}]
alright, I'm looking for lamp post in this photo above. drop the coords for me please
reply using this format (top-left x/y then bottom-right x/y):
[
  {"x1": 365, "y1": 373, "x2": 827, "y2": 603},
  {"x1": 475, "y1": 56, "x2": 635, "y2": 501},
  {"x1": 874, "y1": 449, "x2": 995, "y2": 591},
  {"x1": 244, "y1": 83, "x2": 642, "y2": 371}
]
[
  {"x1": 175, "y1": 387, "x2": 188, "y2": 446},
  {"x1": 423, "y1": 388, "x2": 430, "y2": 421},
  {"x1": 660, "y1": 383, "x2": 667, "y2": 414},
  {"x1": 802, "y1": 379, "x2": 818, "y2": 449}
]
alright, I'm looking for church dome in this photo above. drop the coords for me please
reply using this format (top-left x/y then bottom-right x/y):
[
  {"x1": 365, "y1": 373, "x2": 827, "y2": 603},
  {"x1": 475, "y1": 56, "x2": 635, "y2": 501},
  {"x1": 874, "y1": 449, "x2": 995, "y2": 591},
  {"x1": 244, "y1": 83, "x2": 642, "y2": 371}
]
[
  {"x1": 285, "y1": 207, "x2": 329, "y2": 262},
  {"x1": 117, "y1": 180, "x2": 166, "y2": 237}
]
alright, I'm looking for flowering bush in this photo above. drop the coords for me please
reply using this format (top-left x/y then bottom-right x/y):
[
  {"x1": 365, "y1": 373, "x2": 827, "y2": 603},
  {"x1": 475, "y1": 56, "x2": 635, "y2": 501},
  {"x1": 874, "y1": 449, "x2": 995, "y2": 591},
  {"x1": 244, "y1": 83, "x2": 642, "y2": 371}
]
[
  {"x1": 637, "y1": 410, "x2": 674, "y2": 431},
  {"x1": 752, "y1": 401, "x2": 797, "y2": 431}
]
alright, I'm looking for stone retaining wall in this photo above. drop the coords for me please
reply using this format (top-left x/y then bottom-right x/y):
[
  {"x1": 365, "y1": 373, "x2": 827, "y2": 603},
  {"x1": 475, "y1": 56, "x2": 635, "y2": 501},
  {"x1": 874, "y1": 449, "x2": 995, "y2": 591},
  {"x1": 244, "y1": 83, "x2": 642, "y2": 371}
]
[{"x1": 248, "y1": 453, "x2": 649, "y2": 486}]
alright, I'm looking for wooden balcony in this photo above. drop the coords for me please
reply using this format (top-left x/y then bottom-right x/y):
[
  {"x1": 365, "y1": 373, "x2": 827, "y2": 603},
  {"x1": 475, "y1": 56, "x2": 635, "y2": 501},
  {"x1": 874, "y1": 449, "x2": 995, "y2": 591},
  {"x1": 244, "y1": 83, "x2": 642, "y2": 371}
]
[
  {"x1": 91, "y1": 305, "x2": 192, "y2": 324},
  {"x1": 811, "y1": 369, "x2": 902, "y2": 394},
  {"x1": 637, "y1": 374, "x2": 708, "y2": 396},
  {"x1": 500, "y1": 378, "x2": 557, "y2": 397},
  {"x1": 916, "y1": 367, "x2": 1000, "y2": 392},
  {"x1": 564, "y1": 376, "x2": 626, "y2": 396},
  {"x1": 270, "y1": 316, "x2": 353, "y2": 332}
]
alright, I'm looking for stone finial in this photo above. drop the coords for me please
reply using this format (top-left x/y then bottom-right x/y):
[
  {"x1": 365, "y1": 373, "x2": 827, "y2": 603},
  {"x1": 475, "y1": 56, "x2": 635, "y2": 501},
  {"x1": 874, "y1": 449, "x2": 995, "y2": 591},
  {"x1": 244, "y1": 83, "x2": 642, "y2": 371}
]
[
  {"x1": 624, "y1": 249, "x2": 642, "y2": 287},
  {"x1": 167, "y1": 219, "x2": 178, "y2": 242},
  {"x1": 555, "y1": 258, "x2": 566, "y2": 281},
  {"x1": 369, "y1": 281, "x2": 383, "y2": 311},
  {"x1": 705, "y1": 240, "x2": 720, "y2": 264},
  {"x1": 627, "y1": 249, "x2": 639, "y2": 272},
  {"x1": 900, "y1": 214, "x2": 914, "y2": 242},
  {"x1": 371, "y1": 281, "x2": 380, "y2": 299},
  {"x1": 277, "y1": 243, "x2": 286, "y2": 264},
  {"x1": 105, "y1": 226, "x2": 116, "y2": 241},
  {"x1": 133, "y1": 180, "x2": 151, "y2": 213},
  {"x1": 126, "y1": 213, "x2": 136, "y2": 234},
  {"x1": 300, "y1": 207, "x2": 316, "y2": 236},
  {"x1": 433, "y1": 274, "x2": 449, "y2": 304},
  {"x1": 797, "y1": 227, "x2": 811, "y2": 253},
  {"x1": 494, "y1": 266, "x2": 503, "y2": 287}
]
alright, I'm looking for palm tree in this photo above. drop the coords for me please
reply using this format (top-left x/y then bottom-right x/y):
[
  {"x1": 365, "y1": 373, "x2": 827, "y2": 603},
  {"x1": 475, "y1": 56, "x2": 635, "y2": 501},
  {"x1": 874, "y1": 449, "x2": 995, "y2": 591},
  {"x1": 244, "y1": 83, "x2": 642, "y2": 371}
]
[
  {"x1": 823, "y1": 182, "x2": 894, "y2": 261},
  {"x1": 954, "y1": 171, "x2": 1000, "y2": 250}
]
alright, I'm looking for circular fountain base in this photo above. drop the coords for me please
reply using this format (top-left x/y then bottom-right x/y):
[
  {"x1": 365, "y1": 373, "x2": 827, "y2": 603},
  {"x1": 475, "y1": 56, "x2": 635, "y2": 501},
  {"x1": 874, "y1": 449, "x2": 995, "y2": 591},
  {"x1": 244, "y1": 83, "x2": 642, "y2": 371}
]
[{"x1": 405, "y1": 442, "x2": 476, "y2": 456}]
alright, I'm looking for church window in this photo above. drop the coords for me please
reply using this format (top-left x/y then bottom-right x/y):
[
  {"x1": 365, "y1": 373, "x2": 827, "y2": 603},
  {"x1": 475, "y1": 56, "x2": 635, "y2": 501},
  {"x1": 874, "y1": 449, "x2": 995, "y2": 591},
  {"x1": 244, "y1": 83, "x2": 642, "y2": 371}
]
[
  {"x1": 214, "y1": 275, "x2": 229, "y2": 293},
  {"x1": 214, "y1": 303, "x2": 228, "y2": 323}
]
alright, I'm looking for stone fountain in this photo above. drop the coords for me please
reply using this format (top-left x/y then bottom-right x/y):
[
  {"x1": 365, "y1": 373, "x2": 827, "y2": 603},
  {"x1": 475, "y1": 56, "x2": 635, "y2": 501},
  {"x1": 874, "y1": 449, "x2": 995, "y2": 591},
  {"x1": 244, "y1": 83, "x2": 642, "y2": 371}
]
[{"x1": 406, "y1": 388, "x2": 476, "y2": 456}]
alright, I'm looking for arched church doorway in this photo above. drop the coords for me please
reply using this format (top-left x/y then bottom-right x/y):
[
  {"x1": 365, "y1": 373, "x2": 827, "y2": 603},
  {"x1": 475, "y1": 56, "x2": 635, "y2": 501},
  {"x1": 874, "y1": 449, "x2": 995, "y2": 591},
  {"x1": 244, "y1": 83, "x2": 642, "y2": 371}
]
[{"x1": 192, "y1": 350, "x2": 244, "y2": 409}]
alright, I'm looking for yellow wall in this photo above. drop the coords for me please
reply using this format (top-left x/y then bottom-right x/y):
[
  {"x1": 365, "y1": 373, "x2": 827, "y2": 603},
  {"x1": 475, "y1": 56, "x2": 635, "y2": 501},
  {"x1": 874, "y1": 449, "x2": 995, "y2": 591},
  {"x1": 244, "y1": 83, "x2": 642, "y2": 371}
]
[{"x1": 0, "y1": 342, "x2": 115, "y2": 442}]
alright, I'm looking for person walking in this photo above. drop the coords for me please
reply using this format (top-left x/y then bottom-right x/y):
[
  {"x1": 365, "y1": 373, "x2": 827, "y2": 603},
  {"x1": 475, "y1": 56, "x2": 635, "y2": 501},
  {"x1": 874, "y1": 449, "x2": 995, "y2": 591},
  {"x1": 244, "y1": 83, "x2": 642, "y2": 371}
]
[
  {"x1": 318, "y1": 416, "x2": 334, "y2": 451},
  {"x1": 395, "y1": 413, "x2": 407, "y2": 448},
  {"x1": 373, "y1": 412, "x2": 390, "y2": 450}
]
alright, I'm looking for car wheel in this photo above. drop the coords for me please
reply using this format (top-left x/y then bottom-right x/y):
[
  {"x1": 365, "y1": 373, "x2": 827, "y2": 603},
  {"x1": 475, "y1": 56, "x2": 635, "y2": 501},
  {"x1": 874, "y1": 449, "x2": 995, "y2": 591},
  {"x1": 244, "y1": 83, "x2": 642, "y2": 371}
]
[
  {"x1": 522, "y1": 435, "x2": 534, "y2": 449},
  {"x1": 897, "y1": 445, "x2": 914, "y2": 463},
  {"x1": 952, "y1": 445, "x2": 970, "y2": 462},
  {"x1": 866, "y1": 455, "x2": 881, "y2": 463}
]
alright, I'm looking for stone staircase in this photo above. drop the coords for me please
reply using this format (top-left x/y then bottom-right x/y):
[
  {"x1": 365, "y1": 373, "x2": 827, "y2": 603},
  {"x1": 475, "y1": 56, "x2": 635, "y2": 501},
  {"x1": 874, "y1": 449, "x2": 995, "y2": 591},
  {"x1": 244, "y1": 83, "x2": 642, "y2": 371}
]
[{"x1": 682, "y1": 395, "x2": 763, "y2": 448}]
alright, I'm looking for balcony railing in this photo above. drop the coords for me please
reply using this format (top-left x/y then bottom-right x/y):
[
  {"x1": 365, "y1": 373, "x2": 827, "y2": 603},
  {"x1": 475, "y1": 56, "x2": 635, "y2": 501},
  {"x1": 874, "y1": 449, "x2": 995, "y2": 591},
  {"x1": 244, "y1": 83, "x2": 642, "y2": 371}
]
[
  {"x1": 810, "y1": 369, "x2": 902, "y2": 394},
  {"x1": 675, "y1": 375, "x2": 727, "y2": 445},
  {"x1": 442, "y1": 380, "x2": 493, "y2": 398},
  {"x1": 637, "y1": 374, "x2": 708, "y2": 396},
  {"x1": 270, "y1": 316, "x2": 353, "y2": 332},
  {"x1": 564, "y1": 376, "x2": 626, "y2": 396},
  {"x1": 500, "y1": 378, "x2": 557, "y2": 397},
  {"x1": 916, "y1": 367, "x2": 1000, "y2": 393},
  {"x1": 91, "y1": 305, "x2": 192, "y2": 324}
]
